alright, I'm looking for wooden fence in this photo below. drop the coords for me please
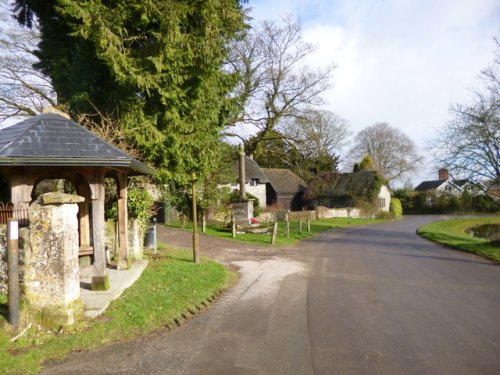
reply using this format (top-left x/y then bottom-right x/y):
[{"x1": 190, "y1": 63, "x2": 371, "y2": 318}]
[{"x1": 0, "y1": 202, "x2": 29, "y2": 226}]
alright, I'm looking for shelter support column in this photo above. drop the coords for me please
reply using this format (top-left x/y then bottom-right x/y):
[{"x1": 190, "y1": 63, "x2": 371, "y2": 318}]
[
  {"x1": 116, "y1": 172, "x2": 129, "y2": 269},
  {"x1": 76, "y1": 180, "x2": 91, "y2": 251},
  {"x1": 90, "y1": 172, "x2": 109, "y2": 291}
]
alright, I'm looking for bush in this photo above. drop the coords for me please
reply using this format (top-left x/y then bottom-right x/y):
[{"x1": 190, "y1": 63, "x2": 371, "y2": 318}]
[
  {"x1": 389, "y1": 198, "x2": 403, "y2": 217},
  {"x1": 128, "y1": 188, "x2": 155, "y2": 222}
]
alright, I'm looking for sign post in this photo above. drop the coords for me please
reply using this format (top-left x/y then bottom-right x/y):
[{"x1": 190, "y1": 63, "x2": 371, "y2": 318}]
[{"x1": 7, "y1": 218, "x2": 19, "y2": 328}]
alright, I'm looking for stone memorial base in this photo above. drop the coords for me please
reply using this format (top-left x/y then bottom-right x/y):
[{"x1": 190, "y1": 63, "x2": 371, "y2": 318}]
[
  {"x1": 25, "y1": 192, "x2": 85, "y2": 328},
  {"x1": 232, "y1": 199, "x2": 254, "y2": 225}
]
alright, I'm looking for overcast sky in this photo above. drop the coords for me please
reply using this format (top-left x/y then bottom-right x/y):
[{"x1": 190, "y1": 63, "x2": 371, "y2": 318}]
[{"x1": 246, "y1": 0, "x2": 499, "y2": 183}]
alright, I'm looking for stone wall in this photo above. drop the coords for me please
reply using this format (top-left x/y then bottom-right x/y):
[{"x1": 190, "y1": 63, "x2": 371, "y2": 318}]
[{"x1": 258, "y1": 206, "x2": 363, "y2": 222}]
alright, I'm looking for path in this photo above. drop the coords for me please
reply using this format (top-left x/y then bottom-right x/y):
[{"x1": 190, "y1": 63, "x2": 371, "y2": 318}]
[{"x1": 42, "y1": 217, "x2": 500, "y2": 374}]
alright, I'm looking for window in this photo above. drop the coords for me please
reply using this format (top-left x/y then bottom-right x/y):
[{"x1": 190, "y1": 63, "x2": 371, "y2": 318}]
[
  {"x1": 377, "y1": 198, "x2": 386, "y2": 208},
  {"x1": 250, "y1": 178, "x2": 258, "y2": 186}
]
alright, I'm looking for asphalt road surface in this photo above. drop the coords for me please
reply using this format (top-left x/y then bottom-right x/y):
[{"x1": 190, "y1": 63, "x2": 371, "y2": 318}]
[{"x1": 43, "y1": 216, "x2": 500, "y2": 374}]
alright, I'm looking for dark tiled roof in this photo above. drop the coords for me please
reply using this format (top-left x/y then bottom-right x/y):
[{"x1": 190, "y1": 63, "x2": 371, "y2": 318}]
[
  {"x1": 232, "y1": 156, "x2": 269, "y2": 183},
  {"x1": 304, "y1": 171, "x2": 385, "y2": 199},
  {"x1": 454, "y1": 179, "x2": 469, "y2": 188},
  {"x1": 414, "y1": 180, "x2": 447, "y2": 191},
  {"x1": 0, "y1": 113, "x2": 154, "y2": 175},
  {"x1": 261, "y1": 168, "x2": 306, "y2": 194}
]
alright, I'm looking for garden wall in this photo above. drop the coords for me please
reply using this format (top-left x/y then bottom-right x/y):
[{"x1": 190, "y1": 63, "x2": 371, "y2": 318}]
[{"x1": 258, "y1": 206, "x2": 363, "y2": 222}]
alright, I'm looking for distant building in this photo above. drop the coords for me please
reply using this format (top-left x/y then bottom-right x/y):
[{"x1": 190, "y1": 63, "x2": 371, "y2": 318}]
[
  {"x1": 261, "y1": 168, "x2": 307, "y2": 211},
  {"x1": 304, "y1": 171, "x2": 391, "y2": 212},
  {"x1": 222, "y1": 156, "x2": 270, "y2": 207},
  {"x1": 415, "y1": 168, "x2": 484, "y2": 196}
]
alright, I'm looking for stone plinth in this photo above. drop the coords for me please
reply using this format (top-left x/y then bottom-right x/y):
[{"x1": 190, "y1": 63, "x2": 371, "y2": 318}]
[
  {"x1": 232, "y1": 199, "x2": 254, "y2": 225},
  {"x1": 25, "y1": 193, "x2": 84, "y2": 328},
  {"x1": 128, "y1": 219, "x2": 144, "y2": 262}
]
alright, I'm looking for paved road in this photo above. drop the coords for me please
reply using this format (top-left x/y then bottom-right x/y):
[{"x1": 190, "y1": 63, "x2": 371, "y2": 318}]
[{"x1": 43, "y1": 216, "x2": 500, "y2": 374}]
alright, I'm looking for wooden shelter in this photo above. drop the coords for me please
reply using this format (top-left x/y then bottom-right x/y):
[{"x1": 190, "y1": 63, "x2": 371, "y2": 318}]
[{"x1": 0, "y1": 110, "x2": 154, "y2": 290}]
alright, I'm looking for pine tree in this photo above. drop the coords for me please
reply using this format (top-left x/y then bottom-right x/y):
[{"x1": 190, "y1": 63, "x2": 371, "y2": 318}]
[{"x1": 12, "y1": 0, "x2": 247, "y2": 185}]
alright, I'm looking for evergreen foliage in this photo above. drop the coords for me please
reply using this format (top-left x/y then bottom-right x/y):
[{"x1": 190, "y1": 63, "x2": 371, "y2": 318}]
[
  {"x1": 393, "y1": 189, "x2": 499, "y2": 214},
  {"x1": 12, "y1": 0, "x2": 247, "y2": 186}
]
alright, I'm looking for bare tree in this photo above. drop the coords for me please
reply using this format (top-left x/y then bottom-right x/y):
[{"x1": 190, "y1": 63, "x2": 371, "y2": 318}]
[
  {"x1": 350, "y1": 122, "x2": 422, "y2": 183},
  {"x1": 284, "y1": 109, "x2": 349, "y2": 181},
  {"x1": 0, "y1": 4, "x2": 56, "y2": 122},
  {"x1": 429, "y1": 37, "x2": 499, "y2": 193},
  {"x1": 285, "y1": 109, "x2": 349, "y2": 158},
  {"x1": 226, "y1": 15, "x2": 335, "y2": 151}
]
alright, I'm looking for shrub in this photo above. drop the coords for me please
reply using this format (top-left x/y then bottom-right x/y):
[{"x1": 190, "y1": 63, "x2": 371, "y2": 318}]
[
  {"x1": 389, "y1": 198, "x2": 403, "y2": 217},
  {"x1": 128, "y1": 187, "x2": 155, "y2": 222}
]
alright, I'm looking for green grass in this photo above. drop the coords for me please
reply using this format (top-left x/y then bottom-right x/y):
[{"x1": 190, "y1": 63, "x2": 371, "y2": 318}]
[
  {"x1": 0, "y1": 247, "x2": 237, "y2": 375},
  {"x1": 168, "y1": 217, "x2": 386, "y2": 246},
  {"x1": 417, "y1": 216, "x2": 500, "y2": 262}
]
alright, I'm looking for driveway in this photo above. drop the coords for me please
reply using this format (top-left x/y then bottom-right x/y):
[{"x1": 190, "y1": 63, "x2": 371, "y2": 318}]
[{"x1": 43, "y1": 216, "x2": 500, "y2": 374}]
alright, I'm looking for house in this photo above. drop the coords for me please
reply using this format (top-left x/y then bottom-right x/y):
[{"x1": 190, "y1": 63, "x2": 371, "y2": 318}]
[
  {"x1": 261, "y1": 168, "x2": 307, "y2": 211},
  {"x1": 415, "y1": 168, "x2": 484, "y2": 196},
  {"x1": 304, "y1": 171, "x2": 391, "y2": 212},
  {"x1": 224, "y1": 156, "x2": 270, "y2": 208}
]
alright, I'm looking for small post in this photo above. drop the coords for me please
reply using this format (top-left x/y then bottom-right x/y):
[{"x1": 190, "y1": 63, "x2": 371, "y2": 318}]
[
  {"x1": 202, "y1": 213, "x2": 206, "y2": 233},
  {"x1": 232, "y1": 214, "x2": 236, "y2": 239},
  {"x1": 192, "y1": 175, "x2": 200, "y2": 264},
  {"x1": 285, "y1": 211, "x2": 290, "y2": 239},
  {"x1": 153, "y1": 217, "x2": 157, "y2": 255},
  {"x1": 298, "y1": 220, "x2": 303, "y2": 234},
  {"x1": 271, "y1": 222, "x2": 278, "y2": 244},
  {"x1": 7, "y1": 218, "x2": 19, "y2": 328},
  {"x1": 307, "y1": 219, "x2": 311, "y2": 233}
]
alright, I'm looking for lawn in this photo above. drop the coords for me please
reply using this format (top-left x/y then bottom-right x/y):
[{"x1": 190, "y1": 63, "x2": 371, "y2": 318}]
[
  {"x1": 0, "y1": 247, "x2": 237, "y2": 375},
  {"x1": 417, "y1": 216, "x2": 500, "y2": 262},
  {"x1": 168, "y1": 217, "x2": 386, "y2": 246}
]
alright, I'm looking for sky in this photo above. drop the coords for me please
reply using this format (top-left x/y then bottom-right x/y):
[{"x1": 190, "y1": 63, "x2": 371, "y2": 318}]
[{"x1": 246, "y1": 0, "x2": 500, "y2": 184}]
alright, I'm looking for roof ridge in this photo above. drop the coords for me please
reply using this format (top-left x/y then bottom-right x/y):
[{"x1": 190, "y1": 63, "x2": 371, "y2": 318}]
[{"x1": 0, "y1": 116, "x2": 36, "y2": 153}]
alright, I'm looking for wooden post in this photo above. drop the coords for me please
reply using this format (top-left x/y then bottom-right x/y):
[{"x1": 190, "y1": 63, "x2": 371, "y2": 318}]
[
  {"x1": 7, "y1": 219, "x2": 19, "y2": 328},
  {"x1": 117, "y1": 173, "x2": 129, "y2": 270},
  {"x1": 285, "y1": 211, "x2": 290, "y2": 239},
  {"x1": 91, "y1": 198, "x2": 109, "y2": 290},
  {"x1": 192, "y1": 178, "x2": 200, "y2": 264},
  {"x1": 232, "y1": 214, "x2": 236, "y2": 239},
  {"x1": 153, "y1": 218, "x2": 157, "y2": 255},
  {"x1": 298, "y1": 220, "x2": 303, "y2": 234},
  {"x1": 307, "y1": 219, "x2": 311, "y2": 232},
  {"x1": 202, "y1": 213, "x2": 206, "y2": 233},
  {"x1": 271, "y1": 222, "x2": 278, "y2": 244}
]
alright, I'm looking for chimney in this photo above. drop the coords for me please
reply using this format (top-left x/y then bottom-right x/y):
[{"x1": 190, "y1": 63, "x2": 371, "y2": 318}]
[{"x1": 438, "y1": 168, "x2": 449, "y2": 180}]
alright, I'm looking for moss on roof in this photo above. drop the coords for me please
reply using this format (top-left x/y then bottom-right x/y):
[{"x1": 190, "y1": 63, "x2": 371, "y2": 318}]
[{"x1": 304, "y1": 171, "x2": 386, "y2": 200}]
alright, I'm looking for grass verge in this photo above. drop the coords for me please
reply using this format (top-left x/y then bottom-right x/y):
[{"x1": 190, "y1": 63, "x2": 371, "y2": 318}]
[
  {"x1": 0, "y1": 247, "x2": 237, "y2": 375},
  {"x1": 417, "y1": 216, "x2": 500, "y2": 262},
  {"x1": 168, "y1": 217, "x2": 386, "y2": 246}
]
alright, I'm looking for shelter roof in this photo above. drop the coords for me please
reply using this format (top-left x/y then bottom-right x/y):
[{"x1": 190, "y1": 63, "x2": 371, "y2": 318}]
[
  {"x1": 0, "y1": 113, "x2": 154, "y2": 175},
  {"x1": 261, "y1": 168, "x2": 306, "y2": 194}
]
